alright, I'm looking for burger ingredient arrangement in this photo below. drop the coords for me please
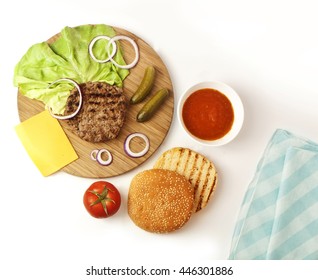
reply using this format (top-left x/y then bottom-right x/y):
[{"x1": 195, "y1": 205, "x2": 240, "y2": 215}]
[
  {"x1": 16, "y1": 24, "x2": 174, "y2": 178},
  {"x1": 14, "y1": 24, "x2": 226, "y2": 234}
]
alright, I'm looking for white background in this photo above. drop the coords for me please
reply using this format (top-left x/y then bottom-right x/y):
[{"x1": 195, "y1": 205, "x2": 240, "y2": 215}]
[{"x1": 1, "y1": 0, "x2": 318, "y2": 278}]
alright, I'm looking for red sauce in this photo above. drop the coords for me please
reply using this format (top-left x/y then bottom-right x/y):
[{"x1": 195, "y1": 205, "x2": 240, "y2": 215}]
[{"x1": 182, "y1": 88, "x2": 234, "y2": 140}]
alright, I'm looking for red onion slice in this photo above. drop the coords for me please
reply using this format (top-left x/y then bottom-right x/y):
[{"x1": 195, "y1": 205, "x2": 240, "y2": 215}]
[
  {"x1": 124, "y1": 132, "x2": 150, "y2": 158},
  {"x1": 107, "y1": 35, "x2": 139, "y2": 69},
  {"x1": 47, "y1": 78, "x2": 83, "y2": 120},
  {"x1": 90, "y1": 149, "x2": 99, "y2": 161},
  {"x1": 88, "y1": 35, "x2": 117, "y2": 63},
  {"x1": 96, "y1": 149, "x2": 113, "y2": 166}
]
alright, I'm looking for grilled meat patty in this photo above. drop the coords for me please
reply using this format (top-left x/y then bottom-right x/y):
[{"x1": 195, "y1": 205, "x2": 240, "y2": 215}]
[{"x1": 64, "y1": 82, "x2": 127, "y2": 143}]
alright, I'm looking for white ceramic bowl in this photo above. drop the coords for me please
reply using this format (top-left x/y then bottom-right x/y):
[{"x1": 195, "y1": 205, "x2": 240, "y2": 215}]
[{"x1": 177, "y1": 81, "x2": 244, "y2": 146}]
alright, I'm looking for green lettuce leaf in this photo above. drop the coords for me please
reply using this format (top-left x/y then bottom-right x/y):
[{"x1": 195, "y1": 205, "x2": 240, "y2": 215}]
[{"x1": 14, "y1": 24, "x2": 129, "y2": 114}]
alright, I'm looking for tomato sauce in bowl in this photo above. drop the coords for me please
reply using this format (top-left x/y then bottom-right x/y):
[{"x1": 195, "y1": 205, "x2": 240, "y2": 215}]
[
  {"x1": 182, "y1": 88, "x2": 234, "y2": 141},
  {"x1": 178, "y1": 81, "x2": 244, "y2": 146}
]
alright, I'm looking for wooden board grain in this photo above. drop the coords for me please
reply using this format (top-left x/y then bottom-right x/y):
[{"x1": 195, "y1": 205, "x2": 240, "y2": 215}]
[{"x1": 17, "y1": 26, "x2": 174, "y2": 178}]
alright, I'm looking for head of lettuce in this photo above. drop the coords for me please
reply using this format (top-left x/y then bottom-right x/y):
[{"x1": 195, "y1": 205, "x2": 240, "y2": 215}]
[{"x1": 13, "y1": 24, "x2": 129, "y2": 115}]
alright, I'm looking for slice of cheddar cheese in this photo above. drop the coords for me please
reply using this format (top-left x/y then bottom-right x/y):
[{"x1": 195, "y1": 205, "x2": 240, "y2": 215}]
[{"x1": 15, "y1": 110, "x2": 78, "y2": 176}]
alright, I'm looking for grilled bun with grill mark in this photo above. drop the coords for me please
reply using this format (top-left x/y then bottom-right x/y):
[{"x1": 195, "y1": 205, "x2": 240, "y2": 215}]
[{"x1": 154, "y1": 147, "x2": 217, "y2": 212}]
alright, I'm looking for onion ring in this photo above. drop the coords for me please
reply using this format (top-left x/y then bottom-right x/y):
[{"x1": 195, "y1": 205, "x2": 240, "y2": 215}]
[
  {"x1": 90, "y1": 149, "x2": 99, "y2": 161},
  {"x1": 88, "y1": 35, "x2": 117, "y2": 63},
  {"x1": 47, "y1": 78, "x2": 82, "y2": 120},
  {"x1": 96, "y1": 149, "x2": 113, "y2": 166},
  {"x1": 124, "y1": 132, "x2": 150, "y2": 158},
  {"x1": 107, "y1": 35, "x2": 139, "y2": 69}
]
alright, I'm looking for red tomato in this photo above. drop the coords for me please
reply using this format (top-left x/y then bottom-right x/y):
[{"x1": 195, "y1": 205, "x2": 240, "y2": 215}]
[{"x1": 83, "y1": 181, "x2": 121, "y2": 218}]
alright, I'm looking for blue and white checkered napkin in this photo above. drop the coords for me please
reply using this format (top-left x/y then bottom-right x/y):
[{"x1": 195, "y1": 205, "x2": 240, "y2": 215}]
[{"x1": 229, "y1": 129, "x2": 318, "y2": 260}]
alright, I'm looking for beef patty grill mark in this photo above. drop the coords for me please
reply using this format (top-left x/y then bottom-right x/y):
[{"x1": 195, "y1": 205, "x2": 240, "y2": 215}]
[{"x1": 64, "y1": 82, "x2": 127, "y2": 143}]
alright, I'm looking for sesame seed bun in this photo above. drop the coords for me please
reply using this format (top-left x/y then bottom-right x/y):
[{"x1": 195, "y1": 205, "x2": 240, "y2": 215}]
[{"x1": 128, "y1": 169, "x2": 194, "y2": 233}]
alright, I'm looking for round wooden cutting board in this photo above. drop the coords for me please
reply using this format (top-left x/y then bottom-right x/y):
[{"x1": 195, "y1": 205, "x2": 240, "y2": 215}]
[{"x1": 17, "y1": 26, "x2": 174, "y2": 178}]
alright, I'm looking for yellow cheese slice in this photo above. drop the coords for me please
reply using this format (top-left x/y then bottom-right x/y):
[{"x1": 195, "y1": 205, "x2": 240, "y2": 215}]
[{"x1": 15, "y1": 110, "x2": 78, "y2": 176}]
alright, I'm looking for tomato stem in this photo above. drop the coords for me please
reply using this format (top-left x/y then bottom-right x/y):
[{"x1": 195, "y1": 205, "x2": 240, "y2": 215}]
[{"x1": 89, "y1": 186, "x2": 116, "y2": 216}]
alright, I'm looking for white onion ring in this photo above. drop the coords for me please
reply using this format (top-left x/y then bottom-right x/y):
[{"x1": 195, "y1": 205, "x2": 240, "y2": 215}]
[
  {"x1": 107, "y1": 35, "x2": 139, "y2": 69},
  {"x1": 90, "y1": 149, "x2": 99, "y2": 161},
  {"x1": 124, "y1": 132, "x2": 150, "y2": 158},
  {"x1": 47, "y1": 78, "x2": 83, "y2": 120},
  {"x1": 96, "y1": 149, "x2": 113, "y2": 166},
  {"x1": 88, "y1": 35, "x2": 117, "y2": 63}
]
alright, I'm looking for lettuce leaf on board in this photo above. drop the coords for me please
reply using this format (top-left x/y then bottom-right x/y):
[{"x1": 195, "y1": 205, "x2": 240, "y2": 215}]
[{"x1": 14, "y1": 24, "x2": 129, "y2": 114}]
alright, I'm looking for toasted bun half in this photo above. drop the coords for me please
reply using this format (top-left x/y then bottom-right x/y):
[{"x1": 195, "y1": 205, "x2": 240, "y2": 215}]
[
  {"x1": 128, "y1": 169, "x2": 194, "y2": 233},
  {"x1": 154, "y1": 147, "x2": 217, "y2": 212}
]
